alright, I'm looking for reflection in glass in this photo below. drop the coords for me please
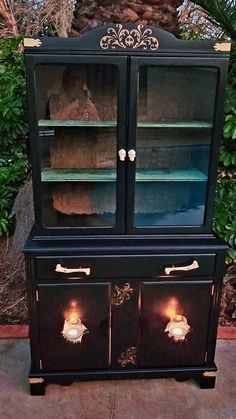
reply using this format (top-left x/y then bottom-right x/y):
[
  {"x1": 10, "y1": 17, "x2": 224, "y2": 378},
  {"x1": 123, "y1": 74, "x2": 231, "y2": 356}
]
[
  {"x1": 36, "y1": 64, "x2": 117, "y2": 228},
  {"x1": 135, "y1": 66, "x2": 218, "y2": 227}
]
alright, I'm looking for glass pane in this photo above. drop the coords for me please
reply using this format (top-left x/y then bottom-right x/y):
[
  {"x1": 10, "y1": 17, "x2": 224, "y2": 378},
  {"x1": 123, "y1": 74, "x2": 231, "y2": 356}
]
[
  {"x1": 135, "y1": 66, "x2": 218, "y2": 227},
  {"x1": 35, "y1": 64, "x2": 117, "y2": 228}
]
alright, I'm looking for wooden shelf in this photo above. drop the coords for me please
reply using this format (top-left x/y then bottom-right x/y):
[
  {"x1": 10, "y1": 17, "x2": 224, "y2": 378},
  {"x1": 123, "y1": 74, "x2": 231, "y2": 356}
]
[
  {"x1": 38, "y1": 120, "x2": 117, "y2": 128},
  {"x1": 41, "y1": 168, "x2": 207, "y2": 183}
]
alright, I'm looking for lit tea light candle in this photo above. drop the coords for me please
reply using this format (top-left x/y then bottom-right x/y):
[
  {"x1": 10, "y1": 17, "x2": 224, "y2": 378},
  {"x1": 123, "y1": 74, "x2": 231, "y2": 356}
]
[
  {"x1": 165, "y1": 315, "x2": 190, "y2": 342},
  {"x1": 62, "y1": 300, "x2": 89, "y2": 343},
  {"x1": 68, "y1": 313, "x2": 79, "y2": 325}
]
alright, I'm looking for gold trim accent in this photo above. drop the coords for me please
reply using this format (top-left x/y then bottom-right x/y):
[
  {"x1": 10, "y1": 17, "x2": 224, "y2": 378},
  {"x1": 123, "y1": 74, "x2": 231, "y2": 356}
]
[
  {"x1": 118, "y1": 347, "x2": 137, "y2": 367},
  {"x1": 203, "y1": 371, "x2": 217, "y2": 377},
  {"x1": 100, "y1": 24, "x2": 159, "y2": 50},
  {"x1": 24, "y1": 38, "x2": 42, "y2": 48},
  {"x1": 214, "y1": 42, "x2": 231, "y2": 52},
  {"x1": 29, "y1": 377, "x2": 45, "y2": 384},
  {"x1": 112, "y1": 283, "x2": 133, "y2": 306}
]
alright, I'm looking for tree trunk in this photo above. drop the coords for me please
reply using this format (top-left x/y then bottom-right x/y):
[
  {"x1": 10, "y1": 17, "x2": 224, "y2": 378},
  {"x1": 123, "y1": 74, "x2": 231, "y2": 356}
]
[
  {"x1": 6, "y1": 179, "x2": 34, "y2": 267},
  {"x1": 72, "y1": 0, "x2": 183, "y2": 37}
]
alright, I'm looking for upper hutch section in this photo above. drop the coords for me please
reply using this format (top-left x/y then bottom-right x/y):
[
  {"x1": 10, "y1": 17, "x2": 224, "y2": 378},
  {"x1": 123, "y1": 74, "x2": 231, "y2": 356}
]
[
  {"x1": 24, "y1": 23, "x2": 231, "y2": 57},
  {"x1": 24, "y1": 24, "x2": 231, "y2": 238}
]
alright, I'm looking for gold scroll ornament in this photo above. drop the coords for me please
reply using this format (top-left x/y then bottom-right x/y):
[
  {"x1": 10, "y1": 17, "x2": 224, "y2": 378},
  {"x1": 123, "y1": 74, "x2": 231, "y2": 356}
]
[
  {"x1": 112, "y1": 283, "x2": 134, "y2": 306},
  {"x1": 118, "y1": 347, "x2": 137, "y2": 367},
  {"x1": 100, "y1": 24, "x2": 159, "y2": 50}
]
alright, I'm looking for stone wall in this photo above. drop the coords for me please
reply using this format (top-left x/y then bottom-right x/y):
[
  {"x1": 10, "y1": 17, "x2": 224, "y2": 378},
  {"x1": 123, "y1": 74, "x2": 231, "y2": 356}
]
[{"x1": 72, "y1": 0, "x2": 183, "y2": 36}]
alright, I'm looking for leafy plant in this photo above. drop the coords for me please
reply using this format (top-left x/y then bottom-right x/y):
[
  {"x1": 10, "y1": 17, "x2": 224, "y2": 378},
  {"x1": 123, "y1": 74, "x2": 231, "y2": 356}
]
[
  {"x1": 0, "y1": 37, "x2": 29, "y2": 235},
  {"x1": 213, "y1": 179, "x2": 236, "y2": 263}
]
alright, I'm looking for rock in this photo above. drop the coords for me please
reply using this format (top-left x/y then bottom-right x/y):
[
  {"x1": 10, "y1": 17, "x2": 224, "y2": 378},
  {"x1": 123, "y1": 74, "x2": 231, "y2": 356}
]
[
  {"x1": 122, "y1": 8, "x2": 139, "y2": 22},
  {"x1": 72, "y1": 0, "x2": 182, "y2": 36},
  {"x1": 142, "y1": 10, "x2": 154, "y2": 20}
]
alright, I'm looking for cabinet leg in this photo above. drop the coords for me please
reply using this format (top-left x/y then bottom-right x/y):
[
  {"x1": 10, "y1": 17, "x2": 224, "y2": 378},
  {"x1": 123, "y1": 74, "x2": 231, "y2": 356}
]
[
  {"x1": 30, "y1": 383, "x2": 46, "y2": 396},
  {"x1": 199, "y1": 374, "x2": 216, "y2": 389},
  {"x1": 175, "y1": 376, "x2": 188, "y2": 382}
]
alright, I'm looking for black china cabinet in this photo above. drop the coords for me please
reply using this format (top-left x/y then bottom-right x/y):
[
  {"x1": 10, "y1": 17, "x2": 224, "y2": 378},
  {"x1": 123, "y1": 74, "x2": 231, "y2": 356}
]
[{"x1": 23, "y1": 24, "x2": 231, "y2": 395}]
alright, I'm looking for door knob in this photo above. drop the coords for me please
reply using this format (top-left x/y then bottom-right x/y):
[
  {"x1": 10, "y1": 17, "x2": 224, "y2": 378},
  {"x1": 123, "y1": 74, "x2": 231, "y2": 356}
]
[
  {"x1": 118, "y1": 149, "x2": 126, "y2": 161},
  {"x1": 128, "y1": 149, "x2": 136, "y2": 161}
]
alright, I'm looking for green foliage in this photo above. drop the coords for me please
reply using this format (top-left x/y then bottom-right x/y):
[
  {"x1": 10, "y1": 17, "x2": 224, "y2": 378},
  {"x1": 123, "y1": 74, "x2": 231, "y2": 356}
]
[
  {"x1": 213, "y1": 42, "x2": 236, "y2": 265},
  {"x1": 213, "y1": 179, "x2": 236, "y2": 264},
  {"x1": 180, "y1": 26, "x2": 207, "y2": 41},
  {"x1": 0, "y1": 37, "x2": 29, "y2": 235},
  {"x1": 192, "y1": 1, "x2": 236, "y2": 40}
]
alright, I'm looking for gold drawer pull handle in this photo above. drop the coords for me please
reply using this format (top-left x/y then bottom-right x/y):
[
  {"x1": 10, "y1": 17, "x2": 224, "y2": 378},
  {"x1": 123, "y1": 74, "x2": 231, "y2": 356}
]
[
  {"x1": 165, "y1": 260, "x2": 199, "y2": 275},
  {"x1": 55, "y1": 264, "x2": 91, "y2": 276}
]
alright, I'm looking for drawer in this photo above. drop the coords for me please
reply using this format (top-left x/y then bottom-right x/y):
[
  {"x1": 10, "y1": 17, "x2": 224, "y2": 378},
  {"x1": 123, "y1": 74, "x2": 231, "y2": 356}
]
[{"x1": 35, "y1": 254, "x2": 216, "y2": 280}]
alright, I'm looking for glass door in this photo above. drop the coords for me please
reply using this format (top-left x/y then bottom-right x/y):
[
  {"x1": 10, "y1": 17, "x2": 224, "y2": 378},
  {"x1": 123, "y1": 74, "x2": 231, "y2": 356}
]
[
  {"x1": 127, "y1": 58, "x2": 220, "y2": 233},
  {"x1": 31, "y1": 56, "x2": 127, "y2": 234}
]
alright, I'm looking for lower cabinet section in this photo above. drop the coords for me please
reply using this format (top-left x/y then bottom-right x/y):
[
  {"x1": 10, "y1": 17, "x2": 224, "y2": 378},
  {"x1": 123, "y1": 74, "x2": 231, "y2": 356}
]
[
  {"x1": 25, "y1": 241, "x2": 227, "y2": 395},
  {"x1": 35, "y1": 279, "x2": 213, "y2": 373}
]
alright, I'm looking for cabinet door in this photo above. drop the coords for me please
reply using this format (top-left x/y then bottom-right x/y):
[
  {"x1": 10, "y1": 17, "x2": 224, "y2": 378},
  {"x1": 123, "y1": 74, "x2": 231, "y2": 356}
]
[
  {"x1": 37, "y1": 283, "x2": 110, "y2": 371},
  {"x1": 26, "y1": 55, "x2": 127, "y2": 235},
  {"x1": 140, "y1": 281, "x2": 212, "y2": 367},
  {"x1": 127, "y1": 57, "x2": 225, "y2": 234}
]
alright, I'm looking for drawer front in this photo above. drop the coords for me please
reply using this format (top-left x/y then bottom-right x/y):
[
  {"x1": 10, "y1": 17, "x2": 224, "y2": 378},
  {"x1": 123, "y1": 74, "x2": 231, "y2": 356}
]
[{"x1": 35, "y1": 254, "x2": 216, "y2": 280}]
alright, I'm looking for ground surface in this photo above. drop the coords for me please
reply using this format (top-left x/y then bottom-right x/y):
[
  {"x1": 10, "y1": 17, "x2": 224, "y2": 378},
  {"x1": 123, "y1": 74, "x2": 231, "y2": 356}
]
[{"x1": 0, "y1": 339, "x2": 235, "y2": 419}]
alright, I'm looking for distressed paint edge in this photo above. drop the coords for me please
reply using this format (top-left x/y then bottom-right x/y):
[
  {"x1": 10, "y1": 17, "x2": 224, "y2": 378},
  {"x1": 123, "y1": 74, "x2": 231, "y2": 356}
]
[
  {"x1": 214, "y1": 42, "x2": 231, "y2": 52},
  {"x1": 24, "y1": 38, "x2": 42, "y2": 48},
  {"x1": 29, "y1": 377, "x2": 45, "y2": 384}
]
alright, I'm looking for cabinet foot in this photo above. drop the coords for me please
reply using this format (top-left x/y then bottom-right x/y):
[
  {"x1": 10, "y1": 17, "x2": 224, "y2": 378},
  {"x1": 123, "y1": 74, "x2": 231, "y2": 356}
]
[
  {"x1": 199, "y1": 374, "x2": 216, "y2": 389},
  {"x1": 30, "y1": 383, "x2": 46, "y2": 396},
  {"x1": 175, "y1": 376, "x2": 188, "y2": 382}
]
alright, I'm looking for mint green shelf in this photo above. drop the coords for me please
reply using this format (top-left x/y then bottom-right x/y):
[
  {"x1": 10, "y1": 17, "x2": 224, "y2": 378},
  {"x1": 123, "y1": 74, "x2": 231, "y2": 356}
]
[
  {"x1": 38, "y1": 120, "x2": 212, "y2": 129},
  {"x1": 41, "y1": 169, "x2": 116, "y2": 182},
  {"x1": 41, "y1": 168, "x2": 207, "y2": 183},
  {"x1": 38, "y1": 120, "x2": 117, "y2": 128},
  {"x1": 137, "y1": 121, "x2": 212, "y2": 128}
]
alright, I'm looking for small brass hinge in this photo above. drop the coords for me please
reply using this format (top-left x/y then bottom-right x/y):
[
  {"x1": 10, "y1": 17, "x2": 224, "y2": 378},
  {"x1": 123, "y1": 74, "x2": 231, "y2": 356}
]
[
  {"x1": 36, "y1": 290, "x2": 39, "y2": 302},
  {"x1": 24, "y1": 38, "x2": 42, "y2": 48},
  {"x1": 39, "y1": 359, "x2": 43, "y2": 370},
  {"x1": 29, "y1": 377, "x2": 44, "y2": 384},
  {"x1": 203, "y1": 371, "x2": 217, "y2": 378},
  {"x1": 212, "y1": 285, "x2": 215, "y2": 296}
]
